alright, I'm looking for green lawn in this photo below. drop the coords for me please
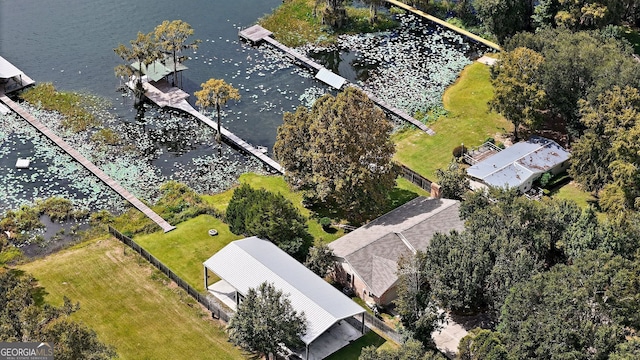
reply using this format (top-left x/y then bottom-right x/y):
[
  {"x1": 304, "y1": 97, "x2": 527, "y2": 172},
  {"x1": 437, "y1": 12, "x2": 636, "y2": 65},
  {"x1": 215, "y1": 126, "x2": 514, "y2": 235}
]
[
  {"x1": 324, "y1": 331, "x2": 391, "y2": 360},
  {"x1": 133, "y1": 173, "x2": 429, "y2": 291},
  {"x1": 135, "y1": 214, "x2": 241, "y2": 290},
  {"x1": 19, "y1": 238, "x2": 245, "y2": 360},
  {"x1": 393, "y1": 61, "x2": 512, "y2": 180},
  {"x1": 550, "y1": 181, "x2": 598, "y2": 209}
]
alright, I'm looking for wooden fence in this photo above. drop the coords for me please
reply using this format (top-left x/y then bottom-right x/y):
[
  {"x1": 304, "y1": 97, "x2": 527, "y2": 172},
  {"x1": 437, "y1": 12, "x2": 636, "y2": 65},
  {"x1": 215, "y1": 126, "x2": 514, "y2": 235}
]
[
  {"x1": 399, "y1": 164, "x2": 433, "y2": 192},
  {"x1": 108, "y1": 226, "x2": 231, "y2": 322}
]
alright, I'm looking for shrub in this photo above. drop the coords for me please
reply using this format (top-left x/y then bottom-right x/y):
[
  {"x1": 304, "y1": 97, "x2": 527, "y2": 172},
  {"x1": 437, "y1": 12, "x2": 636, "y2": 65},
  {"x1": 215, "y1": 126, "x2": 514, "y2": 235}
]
[
  {"x1": 484, "y1": 137, "x2": 495, "y2": 144},
  {"x1": 452, "y1": 145, "x2": 466, "y2": 158},
  {"x1": 319, "y1": 217, "x2": 332, "y2": 228},
  {"x1": 36, "y1": 197, "x2": 75, "y2": 222},
  {"x1": 226, "y1": 184, "x2": 312, "y2": 260},
  {"x1": 539, "y1": 172, "x2": 552, "y2": 188}
]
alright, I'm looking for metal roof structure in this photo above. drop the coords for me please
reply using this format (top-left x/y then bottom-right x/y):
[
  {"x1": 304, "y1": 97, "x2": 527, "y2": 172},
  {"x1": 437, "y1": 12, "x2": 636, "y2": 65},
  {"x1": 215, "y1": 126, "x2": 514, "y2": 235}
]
[
  {"x1": 466, "y1": 136, "x2": 570, "y2": 189},
  {"x1": 315, "y1": 68, "x2": 346, "y2": 90},
  {"x1": 130, "y1": 58, "x2": 188, "y2": 82},
  {"x1": 0, "y1": 56, "x2": 23, "y2": 78},
  {"x1": 329, "y1": 197, "x2": 464, "y2": 297},
  {"x1": 203, "y1": 237, "x2": 365, "y2": 345}
]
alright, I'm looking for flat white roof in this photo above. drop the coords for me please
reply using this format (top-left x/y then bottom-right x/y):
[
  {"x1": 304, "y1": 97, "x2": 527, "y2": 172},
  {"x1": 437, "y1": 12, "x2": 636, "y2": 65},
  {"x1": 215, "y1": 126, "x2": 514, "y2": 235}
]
[
  {"x1": 467, "y1": 136, "x2": 570, "y2": 188},
  {"x1": 0, "y1": 56, "x2": 24, "y2": 79},
  {"x1": 315, "y1": 68, "x2": 346, "y2": 89},
  {"x1": 203, "y1": 237, "x2": 364, "y2": 345}
]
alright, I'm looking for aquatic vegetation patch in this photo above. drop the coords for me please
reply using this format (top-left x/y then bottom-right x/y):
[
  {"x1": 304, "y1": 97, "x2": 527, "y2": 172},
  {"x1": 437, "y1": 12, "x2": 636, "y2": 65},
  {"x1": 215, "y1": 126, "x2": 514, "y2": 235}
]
[
  {"x1": 301, "y1": 13, "x2": 483, "y2": 123},
  {"x1": 20, "y1": 83, "x2": 99, "y2": 132}
]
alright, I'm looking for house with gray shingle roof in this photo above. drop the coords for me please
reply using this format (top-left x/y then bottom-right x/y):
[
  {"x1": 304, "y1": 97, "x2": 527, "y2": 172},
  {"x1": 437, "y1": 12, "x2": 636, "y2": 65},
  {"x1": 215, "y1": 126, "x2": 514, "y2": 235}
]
[
  {"x1": 329, "y1": 197, "x2": 464, "y2": 306},
  {"x1": 466, "y1": 136, "x2": 571, "y2": 193}
]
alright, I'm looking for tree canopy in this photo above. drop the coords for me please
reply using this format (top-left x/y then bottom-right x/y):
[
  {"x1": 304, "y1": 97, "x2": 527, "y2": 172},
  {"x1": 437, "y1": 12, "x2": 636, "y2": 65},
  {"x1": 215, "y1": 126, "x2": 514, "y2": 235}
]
[
  {"x1": 472, "y1": 0, "x2": 533, "y2": 43},
  {"x1": 195, "y1": 78, "x2": 240, "y2": 147},
  {"x1": 227, "y1": 281, "x2": 306, "y2": 359},
  {"x1": 395, "y1": 251, "x2": 444, "y2": 346},
  {"x1": 435, "y1": 161, "x2": 470, "y2": 200},
  {"x1": 274, "y1": 87, "x2": 398, "y2": 224},
  {"x1": 304, "y1": 243, "x2": 336, "y2": 278},
  {"x1": 153, "y1": 20, "x2": 200, "y2": 86},
  {"x1": 497, "y1": 250, "x2": 640, "y2": 359},
  {"x1": 570, "y1": 86, "x2": 640, "y2": 213},
  {"x1": 225, "y1": 184, "x2": 312, "y2": 260},
  {"x1": 507, "y1": 29, "x2": 640, "y2": 137},
  {"x1": 0, "y1": 268, "x2": 116, "y2": 359},
  {"x1": 489, "y1": 47, "x2": 547, "y2": 141},
  {"x1": 113, "y1": 31, "x2": 160, "y2": 101}
]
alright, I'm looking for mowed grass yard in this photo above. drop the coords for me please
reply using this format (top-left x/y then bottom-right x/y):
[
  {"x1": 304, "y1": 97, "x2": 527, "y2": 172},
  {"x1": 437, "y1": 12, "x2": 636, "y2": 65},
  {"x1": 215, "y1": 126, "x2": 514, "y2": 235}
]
[
  {"x1": 135, "y1": 173, "x2": 429, "y2": 291},
  {"x1": 393, "y1": 61, "x2": 512, "y2": 180},
  {"x1": 19, "y1": 237, "x2": 245, "y2": 360}
]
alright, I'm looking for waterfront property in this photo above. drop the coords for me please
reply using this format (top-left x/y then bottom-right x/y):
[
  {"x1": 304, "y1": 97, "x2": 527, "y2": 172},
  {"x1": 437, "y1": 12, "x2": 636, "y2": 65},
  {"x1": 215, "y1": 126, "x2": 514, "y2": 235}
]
[
  {"x1": 0, "y1": 57, "x2": 175, "y2": 232},
  {"x1": 239, "y1": 25, "x2": 435, "y2": 135},
  {"x1": 204, "y1": 237, "x2": 366, "y2": 360},
  {"x1": 0, "y1": 55, "x2": 35, "y2": 94},
  {"x1": 329, "y1": 196, "x2": 464, "y2": 306},
  {"x1": 466, "y1": 136, "x2": 571, "y2": 193},
  {"x1": 127, "y1": 75, "x2": 284, "y2": 174}
]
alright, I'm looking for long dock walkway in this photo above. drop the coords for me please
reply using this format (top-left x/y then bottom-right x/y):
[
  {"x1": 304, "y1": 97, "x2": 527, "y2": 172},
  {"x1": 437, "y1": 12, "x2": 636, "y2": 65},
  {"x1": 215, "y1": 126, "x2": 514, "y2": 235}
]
[
  {"x1": 0, "y1": 93, "x2": 176, "y2": 233},
  {"x1": 384, "y1": 0, "x2": 502, "y2": 51},
  {"x1": 239, "y1": 25, "x2": 435, "y2": 135},
  {"x1": 129, "y1": 78, "x2": 284, "y2": 174}
]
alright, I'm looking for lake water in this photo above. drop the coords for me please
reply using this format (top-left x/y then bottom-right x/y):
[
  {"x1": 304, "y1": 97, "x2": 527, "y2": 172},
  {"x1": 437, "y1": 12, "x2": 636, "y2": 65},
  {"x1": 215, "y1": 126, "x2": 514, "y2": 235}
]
[
  {"x1": 0, "y1": 0, "x2": 483, "y2": 215},
  {"x1": 0, "y1": 0, "x2": 324, "y2": 149}
]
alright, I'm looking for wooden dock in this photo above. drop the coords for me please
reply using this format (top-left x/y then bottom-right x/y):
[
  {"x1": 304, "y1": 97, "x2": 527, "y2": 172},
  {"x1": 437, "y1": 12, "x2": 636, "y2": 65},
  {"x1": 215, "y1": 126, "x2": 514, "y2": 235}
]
[
  {"x1": 0, "y1": 93, "x2": 176, "y2": 233},
  {"x1": 129, "y1": 78, "x2": 284, "y2": 174},
  {"x1": 384, "y1": 0, "x2": 502, "y2": 51},
  {"x1": 240, "y1": 25, "x2": 435, "y2": 135}
]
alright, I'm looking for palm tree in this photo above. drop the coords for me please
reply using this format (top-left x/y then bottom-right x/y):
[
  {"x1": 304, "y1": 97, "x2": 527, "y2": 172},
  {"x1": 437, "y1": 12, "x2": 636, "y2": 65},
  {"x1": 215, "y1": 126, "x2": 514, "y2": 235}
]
[{"x1": 194, "y1": 78, "x2": 240, "y2": 154}]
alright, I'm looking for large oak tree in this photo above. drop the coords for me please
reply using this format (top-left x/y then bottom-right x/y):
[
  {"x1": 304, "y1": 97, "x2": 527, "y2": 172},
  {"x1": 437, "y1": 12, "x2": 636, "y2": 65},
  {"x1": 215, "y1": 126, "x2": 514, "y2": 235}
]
[
  {"x1": 489, "y1": 47, "x2": 547, "y2": 141},
  {"x1": 274, "y1": 87, "x2": 398, "y2": 224}
]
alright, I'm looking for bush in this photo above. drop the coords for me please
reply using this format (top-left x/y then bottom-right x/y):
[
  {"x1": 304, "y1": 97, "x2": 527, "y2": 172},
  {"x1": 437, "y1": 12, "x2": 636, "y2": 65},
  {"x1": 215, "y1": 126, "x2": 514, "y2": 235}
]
[
  {"x1": 484, "y1": 137, "x2": 495, "y2": 144},
  {"x1": 538, "y1": 172, "x2": 552, "y2": 188},
  {"x1": 226, "y1": 184, "x2": 312, "y2": 260},
  {"x1": 35, "y1": 197, "x2": 75, "y2": 221},
  {"x1": 319, "y1": 217, "x2": 332, "y2": 228},
  {"x1": 452, "y1": 145, "x2": 466, "y2": 158}
]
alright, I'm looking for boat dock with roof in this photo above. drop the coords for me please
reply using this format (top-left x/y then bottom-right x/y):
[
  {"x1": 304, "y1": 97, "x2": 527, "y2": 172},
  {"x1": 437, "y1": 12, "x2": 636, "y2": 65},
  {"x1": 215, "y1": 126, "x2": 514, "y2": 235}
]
[
  {"x1": 0, "y1": 57, "x2": 176, "y2": 233},
  {"x1": 0, "y1": 55, "x2": 35, "y2": 94},
  {"x1": 127, "y1": 75, "x2": 284, "y2": 174}
]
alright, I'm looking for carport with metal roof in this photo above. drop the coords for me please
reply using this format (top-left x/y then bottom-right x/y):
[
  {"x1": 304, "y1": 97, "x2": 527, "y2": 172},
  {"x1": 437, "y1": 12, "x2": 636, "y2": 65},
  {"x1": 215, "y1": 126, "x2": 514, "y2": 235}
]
[{"x1": 203, "y1": 237, "x2": 366, "y2": 360}]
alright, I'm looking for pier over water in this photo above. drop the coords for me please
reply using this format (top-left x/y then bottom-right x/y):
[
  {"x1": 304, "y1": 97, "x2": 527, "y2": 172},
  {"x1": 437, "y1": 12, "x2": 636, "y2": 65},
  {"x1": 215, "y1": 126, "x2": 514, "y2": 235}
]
[
  {"x1": 239, "y1": 25, "x2": 436, "y2": 135},
  {"x1": 0, "y1": 57, "x2": 176, "y2": 233},
  {"x1": 128, "y1": 77, "x2": 284, "y2": 174}
]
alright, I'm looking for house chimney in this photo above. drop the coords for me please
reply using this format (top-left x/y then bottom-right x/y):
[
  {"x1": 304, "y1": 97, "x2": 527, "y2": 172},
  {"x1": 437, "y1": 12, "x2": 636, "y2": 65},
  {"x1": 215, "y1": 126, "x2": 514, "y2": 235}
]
[{"x1": 431, "y1": 182, "x2": 442, "y2": 198}]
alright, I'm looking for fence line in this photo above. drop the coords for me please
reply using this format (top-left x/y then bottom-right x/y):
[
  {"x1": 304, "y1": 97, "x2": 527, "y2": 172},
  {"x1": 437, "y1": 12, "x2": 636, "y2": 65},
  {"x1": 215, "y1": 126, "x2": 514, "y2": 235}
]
[
  {"x1": 399, "y1": 164, "x2": 433, "y2": 192},
  {"x1": 108, "y1": 227, "x2": 407, "y2": 343},
  {"x1": 363, "y1": 312, "x2": 403, "y2": 343},
  {"x1": 108, "y1": 226, "x2": 231, "y2": 323}
]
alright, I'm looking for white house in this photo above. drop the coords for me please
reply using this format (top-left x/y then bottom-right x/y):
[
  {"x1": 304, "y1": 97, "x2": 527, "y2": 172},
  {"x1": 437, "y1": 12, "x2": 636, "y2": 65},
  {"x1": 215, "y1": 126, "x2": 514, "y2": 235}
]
[{"x1": 466, "y1": 136, "x2": 571, "y2": 193}]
